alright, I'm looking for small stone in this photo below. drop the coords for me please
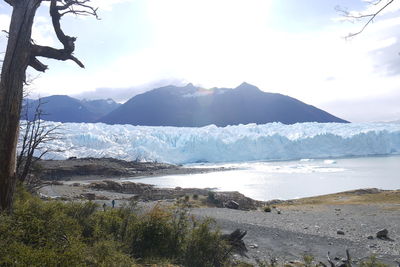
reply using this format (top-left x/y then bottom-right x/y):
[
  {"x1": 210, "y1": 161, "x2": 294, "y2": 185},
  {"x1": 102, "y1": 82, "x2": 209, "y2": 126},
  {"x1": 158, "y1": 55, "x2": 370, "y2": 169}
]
[
  {"x1": 249, "y1": 244, "x2": 258, "y2": 249},
  {"x1": 337, "y1": 230, "x2": 345, "y2": 235}
]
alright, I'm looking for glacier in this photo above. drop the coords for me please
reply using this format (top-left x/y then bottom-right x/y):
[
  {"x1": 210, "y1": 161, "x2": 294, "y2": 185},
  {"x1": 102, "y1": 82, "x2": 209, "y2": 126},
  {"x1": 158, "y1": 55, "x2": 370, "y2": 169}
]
[{"x1": 25, "y1": 122, "x2": 400, "y2": 164}]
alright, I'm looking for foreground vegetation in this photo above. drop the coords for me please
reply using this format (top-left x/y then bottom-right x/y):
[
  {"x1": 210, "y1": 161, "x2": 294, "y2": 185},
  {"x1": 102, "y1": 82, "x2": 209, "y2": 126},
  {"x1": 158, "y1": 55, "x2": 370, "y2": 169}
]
[
  {"x1": 0, "y1": 187, "x2": 231, "y2": 267},
  {"x1": 0, "y1": 188, "x2": 392, "y2": 267}
]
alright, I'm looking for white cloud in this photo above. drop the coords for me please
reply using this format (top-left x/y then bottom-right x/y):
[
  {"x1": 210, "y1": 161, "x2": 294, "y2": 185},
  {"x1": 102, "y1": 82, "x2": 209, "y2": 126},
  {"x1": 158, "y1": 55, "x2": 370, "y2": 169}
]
[
  {"x1": 32, "y1": 16, "x2": 55, "y2": 46},
  {"x1": 88, "y1": 0, "x2": 135, "y2": 11},
  {"x1": 360, "y1": 0, "x2": 400, "y2": 16},
  {"x1": 0, "y1": 14, "x2": 10, "y2": 32}
]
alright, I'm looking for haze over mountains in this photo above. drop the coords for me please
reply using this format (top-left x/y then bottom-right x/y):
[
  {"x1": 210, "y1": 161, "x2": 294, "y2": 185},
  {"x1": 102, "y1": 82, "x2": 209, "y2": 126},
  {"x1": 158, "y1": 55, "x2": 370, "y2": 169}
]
[
  {"x1": 23, "y1": 95, "x2": 120, "y2": 123},
  {"x1": 24, "y1": 83, "x2": 348, "y2": 126}
]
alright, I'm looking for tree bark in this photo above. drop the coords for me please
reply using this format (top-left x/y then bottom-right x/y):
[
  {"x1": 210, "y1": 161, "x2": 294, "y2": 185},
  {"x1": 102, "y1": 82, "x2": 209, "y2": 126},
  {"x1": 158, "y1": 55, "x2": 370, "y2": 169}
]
[{"x1": 0, "y1": 0, "x2": 41, "y2": 212}]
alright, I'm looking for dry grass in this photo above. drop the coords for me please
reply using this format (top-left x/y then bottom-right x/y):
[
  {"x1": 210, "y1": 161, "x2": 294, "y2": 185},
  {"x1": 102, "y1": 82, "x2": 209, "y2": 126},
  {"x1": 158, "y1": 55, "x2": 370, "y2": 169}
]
[{"x1": 276, "y1": 189, "x2": 400, "y2": 209}]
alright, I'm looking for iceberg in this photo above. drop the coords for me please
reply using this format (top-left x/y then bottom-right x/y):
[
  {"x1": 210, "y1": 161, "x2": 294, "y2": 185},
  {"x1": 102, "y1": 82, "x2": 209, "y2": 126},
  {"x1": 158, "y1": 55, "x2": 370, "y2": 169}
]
[{"x1": 24, "y1": 122, "x2": 400, "y2": 164}]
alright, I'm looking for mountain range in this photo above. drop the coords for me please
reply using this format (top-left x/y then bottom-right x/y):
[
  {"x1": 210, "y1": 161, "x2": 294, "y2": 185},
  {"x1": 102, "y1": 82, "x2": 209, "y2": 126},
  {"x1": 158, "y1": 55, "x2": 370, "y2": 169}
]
[
  {"x1": 23, "y1": 83, "x2": 348, "y2": 126},
  {"x1": 23, "y1": 95, "x2": 121, "y2": 123}
]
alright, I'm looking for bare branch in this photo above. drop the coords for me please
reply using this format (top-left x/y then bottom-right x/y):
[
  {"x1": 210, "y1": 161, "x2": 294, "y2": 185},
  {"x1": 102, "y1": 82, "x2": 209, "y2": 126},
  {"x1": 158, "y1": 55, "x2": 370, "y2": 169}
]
[
  {"x1": 18, "y1": 97, "x2": 63, "y2": 183},
  {"x1": 345, "y1": 249, "x2": 352, "y2": 267},
  {"x1": 338, "y1": 0, "x2": 395, "y2": 39},
  {"x1": 28, "y1": 57, "x2": 48, "y2": 72},
  {"x1": 29, "y1": 0, "x2": 98, "y2": 69},
  {"x1": 327, "y1": 252, "x2": 336, "y2": 267},
  {"x1": 31, "y1": 44, "x2": 84, "y2": 68}
]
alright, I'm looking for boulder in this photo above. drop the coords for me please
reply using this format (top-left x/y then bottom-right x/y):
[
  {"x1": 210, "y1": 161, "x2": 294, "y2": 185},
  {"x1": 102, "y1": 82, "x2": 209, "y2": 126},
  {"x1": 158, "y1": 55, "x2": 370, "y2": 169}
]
[
  {"x1": 376, "y1": 229, "x2": 389, "y2": 240},
  {"x1": 81, "y1": 193, "x2": 96, "y2": 200},
  {"x1": 225, "y1": 200, "x2": 239, "y2": 209}
]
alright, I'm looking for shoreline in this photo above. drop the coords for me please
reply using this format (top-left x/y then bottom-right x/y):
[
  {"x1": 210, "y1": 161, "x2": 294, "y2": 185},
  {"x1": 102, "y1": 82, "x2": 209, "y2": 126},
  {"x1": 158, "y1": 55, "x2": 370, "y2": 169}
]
[{"x1": 37, "y1": 157, "x2": 231, "y2": 181}]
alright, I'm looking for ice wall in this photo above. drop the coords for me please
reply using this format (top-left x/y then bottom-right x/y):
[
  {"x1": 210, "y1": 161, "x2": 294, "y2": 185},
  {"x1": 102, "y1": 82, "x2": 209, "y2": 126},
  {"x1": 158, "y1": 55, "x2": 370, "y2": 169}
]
[{"x1": 28, "y1": 122, "x2": 400, "y2": 164}]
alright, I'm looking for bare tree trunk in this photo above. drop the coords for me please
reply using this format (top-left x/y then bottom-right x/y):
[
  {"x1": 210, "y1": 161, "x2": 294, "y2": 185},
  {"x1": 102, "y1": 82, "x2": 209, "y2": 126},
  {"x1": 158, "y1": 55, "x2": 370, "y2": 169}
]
[{"x1": 0, "y1": 0, "x2": 40, "y2": 212}]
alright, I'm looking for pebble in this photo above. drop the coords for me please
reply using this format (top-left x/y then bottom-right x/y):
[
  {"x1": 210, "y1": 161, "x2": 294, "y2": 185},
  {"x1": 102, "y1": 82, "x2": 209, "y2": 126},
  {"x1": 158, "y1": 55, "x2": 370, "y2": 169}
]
[{"x1": 249, "y1": 244, "x2": 259, "y2": 249}]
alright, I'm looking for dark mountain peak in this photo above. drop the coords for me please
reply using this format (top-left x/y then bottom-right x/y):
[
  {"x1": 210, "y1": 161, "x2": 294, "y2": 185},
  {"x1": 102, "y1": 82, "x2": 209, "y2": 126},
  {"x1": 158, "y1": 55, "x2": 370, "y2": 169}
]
[
  {"x1": 184, "y1": 83, "x2": 195, "y2": 88},
  {"x1": 235, "y1": 82, "x2": 262, "y2": 92},
  {"x1": 42, "y1": 95, "x2": 83, "y2": 107},
  {"x1": 99, "y1": 83, "x2": 348, "y2": 126}
]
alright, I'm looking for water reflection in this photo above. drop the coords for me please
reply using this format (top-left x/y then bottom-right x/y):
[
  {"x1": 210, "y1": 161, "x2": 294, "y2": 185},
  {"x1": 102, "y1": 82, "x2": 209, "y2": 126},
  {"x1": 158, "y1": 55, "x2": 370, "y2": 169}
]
[{"x1": 126, "y1": 155, "x2": 400, "y2": 201}]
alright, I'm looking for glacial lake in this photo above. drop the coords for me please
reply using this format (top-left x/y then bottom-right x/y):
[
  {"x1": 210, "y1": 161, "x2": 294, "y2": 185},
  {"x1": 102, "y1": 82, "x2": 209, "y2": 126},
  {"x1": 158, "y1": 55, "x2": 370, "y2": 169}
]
[{"x1": 125, "y1": 155, "x2": 400, "y2": 201}]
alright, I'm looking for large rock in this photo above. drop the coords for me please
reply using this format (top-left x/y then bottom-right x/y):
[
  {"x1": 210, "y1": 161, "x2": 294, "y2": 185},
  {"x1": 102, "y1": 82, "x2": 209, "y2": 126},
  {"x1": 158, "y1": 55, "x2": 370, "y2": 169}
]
[
  {"x1": 81, "y1": 193, "x2": 96, "y2": 200},
  {"x1": 224, "y1": 200, "x2": 239, "y2": 209},
  {"x1": 376, "y1": 229, "x2": 389, "y2": 240},
  {"x1": 208, "y1": 191, "x2": 262, "y2": 210}
]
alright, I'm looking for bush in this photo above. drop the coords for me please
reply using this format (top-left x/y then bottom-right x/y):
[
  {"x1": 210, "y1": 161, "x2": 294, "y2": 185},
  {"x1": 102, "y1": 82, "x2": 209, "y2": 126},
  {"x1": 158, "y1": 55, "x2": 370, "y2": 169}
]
[
  {"x1": 0, "y1": 187, "x2": 232, "y2": 267},
  {"x1": 263, "y1": 206, "x2": 271, "y2": 212},
  {"x1": 207, "y1": 191, "x2": 221, "y2": 206},
  {"x1": 184, "y1": 219, "x2": 229, "y2": 267},
  {"x1": 359, "y1": 255, "x2": 388, "y2": 267}
]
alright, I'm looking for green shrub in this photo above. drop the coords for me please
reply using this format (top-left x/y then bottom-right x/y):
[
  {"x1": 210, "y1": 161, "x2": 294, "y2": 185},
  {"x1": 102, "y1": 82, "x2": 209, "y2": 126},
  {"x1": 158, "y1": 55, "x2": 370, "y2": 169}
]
[
  {"x1": 359, "y1": 255, "x2": 388, "y2": 267},
  {"x1": 184, "y1": 219, "x2": 229, "y2": 267},
  {"x1": 125, "y1": 205, "x2": 185, "y2": 260},
  {"x1": 0, "y1": 188, "x2": 232, "y2": 267},
  {"x1": 207, "y1": 191, "x2": 221, "y2": 206},
  {"x1": 263, "y1": 206, "x2": 271, "y2": 212}
]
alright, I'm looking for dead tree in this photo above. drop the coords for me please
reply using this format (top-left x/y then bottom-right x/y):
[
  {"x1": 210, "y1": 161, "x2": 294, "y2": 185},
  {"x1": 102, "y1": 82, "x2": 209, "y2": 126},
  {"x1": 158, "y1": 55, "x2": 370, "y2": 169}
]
[
  {"x1": 0, "y1": 0, "x2": 97, "y2": 213},
  {"x1": 337, "y1": 0, "x2": 397, "y2": 38},
  {"x1": 17, "y1": 98, "x2": 61, "y2": 184}
]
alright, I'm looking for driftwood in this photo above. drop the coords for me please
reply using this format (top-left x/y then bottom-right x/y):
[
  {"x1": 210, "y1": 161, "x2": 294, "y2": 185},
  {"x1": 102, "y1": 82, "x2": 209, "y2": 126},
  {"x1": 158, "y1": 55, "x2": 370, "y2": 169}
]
[
  {"x1": 321, "y1": 249, "x2": 352, "y2": 267},
  {"x1": 221, "y1": 228, "x2": 248, "y2": 258}
]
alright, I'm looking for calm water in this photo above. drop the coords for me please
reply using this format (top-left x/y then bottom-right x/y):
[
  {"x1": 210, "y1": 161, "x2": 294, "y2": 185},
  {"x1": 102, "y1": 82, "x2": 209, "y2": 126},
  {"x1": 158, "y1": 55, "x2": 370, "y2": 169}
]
[{"x1": 125, "y1": 155, "x2": 400, "y2": 201}]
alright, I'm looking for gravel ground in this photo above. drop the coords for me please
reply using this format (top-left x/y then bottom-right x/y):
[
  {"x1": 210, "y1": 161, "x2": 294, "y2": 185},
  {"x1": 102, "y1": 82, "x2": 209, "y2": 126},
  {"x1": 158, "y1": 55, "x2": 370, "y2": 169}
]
[{"x1": 191, "y1": 205, "x2": 400, "y2": 265}]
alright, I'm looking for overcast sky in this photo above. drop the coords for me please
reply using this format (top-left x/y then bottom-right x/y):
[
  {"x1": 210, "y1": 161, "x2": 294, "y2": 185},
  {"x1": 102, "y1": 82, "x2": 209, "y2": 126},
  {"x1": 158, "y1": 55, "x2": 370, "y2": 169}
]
[{"x1": 1, "y1": 0, "x2": 400, "y2": 122}]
